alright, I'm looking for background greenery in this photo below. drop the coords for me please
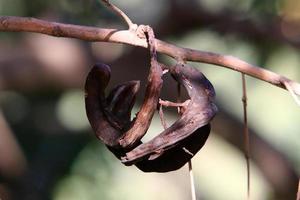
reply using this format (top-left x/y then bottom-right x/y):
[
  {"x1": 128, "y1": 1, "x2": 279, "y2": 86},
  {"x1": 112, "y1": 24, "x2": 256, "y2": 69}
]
[{"x1": 0, "y1": 0, "x2": 299, "y2": 199}]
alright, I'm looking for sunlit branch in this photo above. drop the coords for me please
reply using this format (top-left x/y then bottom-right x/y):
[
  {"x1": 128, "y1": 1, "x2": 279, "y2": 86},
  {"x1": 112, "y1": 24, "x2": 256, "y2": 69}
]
[{"x1": 1, "y1": 16, "x2": 300, "y2": 99}]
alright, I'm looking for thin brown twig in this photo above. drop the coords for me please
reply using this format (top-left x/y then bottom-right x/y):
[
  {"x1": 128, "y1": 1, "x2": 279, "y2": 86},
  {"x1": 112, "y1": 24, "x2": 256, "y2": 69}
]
[
  {"x1": 176, "y1": 82, "x2": 197, "y2": 200},
  {"x1": 100, "y1": 0, "x2": 136, "y2": 29},
  {"x1": 159, "y1": 82, "x2": 197, "y2": 200},
  {"x1": 241, "y1": 73, "x2": 250, "y2": 200},
  {"x1": 284, "y1": 82, "x2": 300, "y2": 106},
  {"x1": 188, "y1": 161, "x2": 197, "y2": 200},
  {"x1": 297, "y1": 179, "x2": 300, "y2": 200},
  {"x1": 0, "y1": 16, "x2": 300, "y2": 97}
]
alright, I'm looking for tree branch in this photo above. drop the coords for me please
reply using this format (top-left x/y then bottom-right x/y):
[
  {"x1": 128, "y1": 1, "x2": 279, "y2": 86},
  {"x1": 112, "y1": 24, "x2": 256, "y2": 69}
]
[{"x1": 1, "y1": 16, "x2": 300, "y2": 97}]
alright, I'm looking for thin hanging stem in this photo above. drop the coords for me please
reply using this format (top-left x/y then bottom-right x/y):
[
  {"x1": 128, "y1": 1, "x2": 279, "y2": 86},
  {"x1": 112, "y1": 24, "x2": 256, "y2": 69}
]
[
  {"x1": 284, "y1": 81, "x2": 300, "y2": 107},
  {"x1": 188, "y1": 161, "x2": 197, "y2": 200},
  {"x1": 297, "y1": 179, "x2": 300, "y2": 200},
  {"x1": 241, "y1": 73, "x2": 250, "y2": 200},
  {"x1": 176, "y1": 82, "x2": 197, "y2": 200},
  {"x1": 158, "y1": 82, "x2": 197, "y2": 200}
]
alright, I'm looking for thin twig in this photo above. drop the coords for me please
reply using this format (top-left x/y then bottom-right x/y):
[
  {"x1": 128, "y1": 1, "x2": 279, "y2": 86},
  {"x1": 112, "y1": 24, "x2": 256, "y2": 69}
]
[
  {"x1": 188, "y1": 161, "x2": 197, "y2": 200},
  {"x1": 100, "y1": 0, "x2": 136, "y2": 29},
  {"x1": 284, "y1": 81, "x2": 300, "y2": 106},
  {"x1": 241, "y1": 73, "x2": 250, "y2": 200},
  {"x1": 176, "y1": 82, "x2": 197, "y2": 200},
  {"x1": 159, "y1": 82, "x2": 197, "y2": 200},
  {"x1": 297, "y1": 179, "x2": 300, "y2": 200}
]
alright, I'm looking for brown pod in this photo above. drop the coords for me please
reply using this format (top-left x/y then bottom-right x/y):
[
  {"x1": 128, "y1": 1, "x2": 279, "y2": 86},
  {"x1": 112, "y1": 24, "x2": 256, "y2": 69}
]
[
  {"x1": 85, "y1": 63, "x2": 140, "y2": 148},
  {"x1": 122, "y1": 64, "x2": 218, "y2": 167},
  {"x1": 84, "y1": 26, "x2": 217, "y2": 172},
  {"x1": 134, "y1": 124, "x2": 210, "y2": 172},
  {"x1": 84, "y1": 63, "x2": 217, "y2": 172}
]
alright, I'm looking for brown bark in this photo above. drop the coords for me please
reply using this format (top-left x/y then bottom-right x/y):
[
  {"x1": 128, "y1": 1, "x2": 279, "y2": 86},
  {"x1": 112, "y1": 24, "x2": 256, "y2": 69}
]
[{"x1": 1, "y1": 16, "x2": 300, "y2": 97}]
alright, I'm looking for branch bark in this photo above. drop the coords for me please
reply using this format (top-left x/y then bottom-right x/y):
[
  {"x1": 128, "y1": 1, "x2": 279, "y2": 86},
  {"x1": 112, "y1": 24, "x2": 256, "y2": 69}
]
[{"x1": 1, "y1": 16, "x2": 300, "y2": 97}]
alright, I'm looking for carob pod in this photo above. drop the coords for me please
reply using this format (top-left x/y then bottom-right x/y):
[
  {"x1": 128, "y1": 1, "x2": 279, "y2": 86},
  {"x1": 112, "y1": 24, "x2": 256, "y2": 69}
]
[
  {"x1": 84, "y1": 63, "x2": 218, "y2": 172},
  {"x1": 85, "y1": 63, "x2": 139, "y2": 148},
  {"x1": 121, "y1": 64, "x2": 218, "y2": 169},
  {"x1": 85, "y1": 25, "x2": 218, "y2": 172},
  {"x1": 134, "y1": 124, "x2": 211, "y2": 172},
  {"x1": 84, "y1": 63, "x2": 139, "y2": 156},
  {"x1": 85, "y1": 26, "x2": 163, "y2": 151}
]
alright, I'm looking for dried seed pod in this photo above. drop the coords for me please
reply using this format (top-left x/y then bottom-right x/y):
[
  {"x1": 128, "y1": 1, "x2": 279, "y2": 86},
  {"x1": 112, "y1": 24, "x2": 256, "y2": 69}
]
[
  {"x1": 106, "y1": 80, "x2": 140, "y2": 129},
  {"x1": 85, "y1": 26, "x2": 165, "y2": 170},
  {"x1": 84, "y1": 63, "x2": 217, "y2": 172},
  {"x1": 85, "y1": 26, "x2": 217, "y2": 172},
  {"x1": 85, "y1": 63, "x2": 140, "y2": 148},
  {"x1": 134, "y1": 124, "x2": 210, "y2": 172},
  {"x1": 121, "y1": 64, "x2": 218, "y2": 167}
]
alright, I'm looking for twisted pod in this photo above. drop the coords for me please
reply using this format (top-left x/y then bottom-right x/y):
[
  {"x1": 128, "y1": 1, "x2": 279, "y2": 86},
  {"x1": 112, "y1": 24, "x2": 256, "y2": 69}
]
[
  {"x1": 122, "y1": 63, "x2": 218, "y2": 169},
  {"x1": 84, "y1": 26, "x2": 217, "y2": 172}
]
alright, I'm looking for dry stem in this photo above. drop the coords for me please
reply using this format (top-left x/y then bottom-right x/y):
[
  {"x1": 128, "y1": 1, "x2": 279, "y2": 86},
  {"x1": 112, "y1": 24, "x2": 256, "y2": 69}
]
[
  {"x1": 297, "y1": 179, "x2": 300, "y2": 200},
  {"x1": 241, "y1": 73, "x2": 250, "y2": 199},
  {"x1": 284, "y1": 82, "x2": 300, "y2": 107},
  {"x1": 1, "y1": 16, "x2": 300, "y2": 100},
  {"x1": 188, "y1": 161, "x2": 197, "y2": 200},
  {"x1": 158, "y1": 83, "x2": 197, "y2": 200},
  {"x1": 176, "y1": 82, "x2": 197, "y2": 200}
]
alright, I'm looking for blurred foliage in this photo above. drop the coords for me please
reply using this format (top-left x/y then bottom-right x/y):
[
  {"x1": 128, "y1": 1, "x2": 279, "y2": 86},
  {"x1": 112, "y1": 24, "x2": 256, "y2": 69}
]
[
  {"x1": 250, "y1": 0, "x2": 281, "y2": 16},
  {"x1": 198, "y1": 0, "x2": 252, "y2": 13},
  {"x1": 56, "y1": 90, "x2": 89, "y2": 132},
  {"x1": 0, "y1": 0, "x2": 299, "y2": 200}
]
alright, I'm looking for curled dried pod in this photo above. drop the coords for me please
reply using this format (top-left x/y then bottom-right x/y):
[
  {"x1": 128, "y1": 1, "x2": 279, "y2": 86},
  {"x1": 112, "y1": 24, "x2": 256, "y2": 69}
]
[
  {"x1": 85, "y1": 26, "x2": 163, "y2": 150},
  {"x1": 134, "y1": 124, "x2": 211, "y2": 172},
  {"x1": 84, "y1": 62, "x2": 160, "y2": 162},
  {"x1": 85, "y1": 26, "x2": 217, "y2": 172},
  {"x1": 121, "y1": 64, "x2": 218, "y2": 170},
  {"x1": 84, "y1": 63, "x2": 217, "y2": 172},
  {"x1": 85, "y1": 26, "x2": 166, "y2": 172},
  {"x1": 85, "y1": 63, "x2": 140, "y2": 148}
]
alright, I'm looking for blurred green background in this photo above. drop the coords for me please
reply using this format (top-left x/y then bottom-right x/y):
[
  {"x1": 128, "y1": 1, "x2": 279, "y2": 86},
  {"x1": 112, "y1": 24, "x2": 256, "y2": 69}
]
[{"x1": 0, "y1": 0, "x2": 299, "y2": 199}]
